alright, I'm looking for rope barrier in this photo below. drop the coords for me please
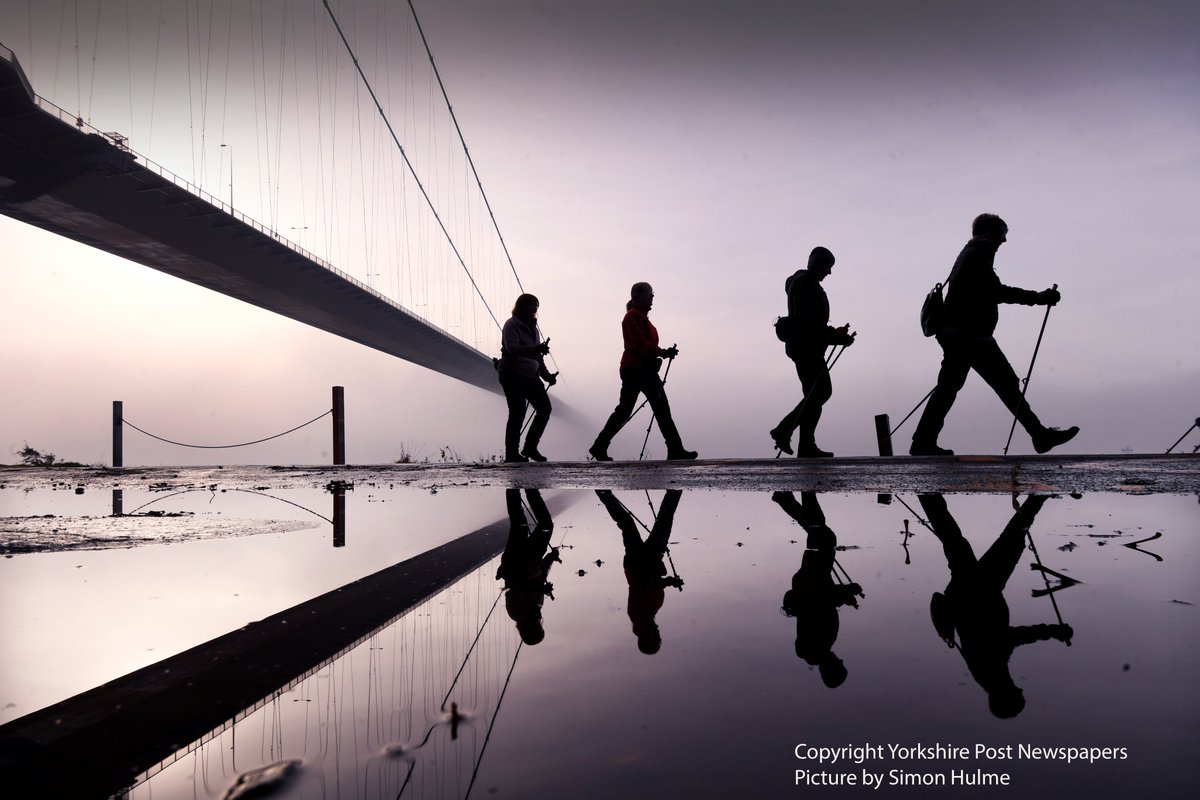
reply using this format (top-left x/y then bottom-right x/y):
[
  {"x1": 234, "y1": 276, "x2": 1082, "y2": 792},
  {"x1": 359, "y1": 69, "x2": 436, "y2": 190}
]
[
  {"x1": 125, "y1": 486, "x2": 334, "y2": 525},
  {"x1": 122, "y1": 408, "x2": 332, "y2": 449}
]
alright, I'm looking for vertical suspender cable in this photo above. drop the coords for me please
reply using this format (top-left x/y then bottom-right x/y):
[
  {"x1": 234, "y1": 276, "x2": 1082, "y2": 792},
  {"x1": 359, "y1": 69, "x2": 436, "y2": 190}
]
[
  {"x1": 321, "y1": 0, "x2": 502, "y2": 331},
  {"x1": 405, "y1": 0, "x2": 524, "y2": 294}
]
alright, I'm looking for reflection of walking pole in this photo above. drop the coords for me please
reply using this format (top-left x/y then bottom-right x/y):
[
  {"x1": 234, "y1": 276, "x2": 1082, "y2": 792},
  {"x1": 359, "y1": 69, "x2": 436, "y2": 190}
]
[
  {"x1": 1003, "y1": 284, "x2": 1057, "y2": 455},
  {"x1": 892, "y1": 494, "x2": 936, "y2": 534},
  {"x1": 619, "y1": 491, "x2": 684, "y2": 590},
  {"x1": 638, "y1": 351, "x2": 675, "y2": 461},
  {"x1": 1025, "y1": 525, "x2": 1071, "y2": 646},
  {"x1": 1165, "y1": 417, "x2": 1200, "y2": 454},
  {"x1": 830, "y1": 557, "x2": 863, "y2": 603}
]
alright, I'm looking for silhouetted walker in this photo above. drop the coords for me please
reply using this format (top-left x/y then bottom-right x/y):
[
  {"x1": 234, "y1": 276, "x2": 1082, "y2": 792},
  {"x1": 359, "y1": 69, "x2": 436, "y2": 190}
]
[
  {"x1": 910, "y1": 214, "x2": 1078, "y2": 455},
  {"x1": 918, "y1": 493, "x2": 1072, "y2": 718},
  {"x1": 497, "y1": 294, "x2": 557, "y2": 462},
  {"x1": 773, "y1": 491, "x2": 862, "y2": 688},
  {"x1": 771, "y1": 247, "x2": 856, "y2": 458},
  {"x1": 595, "y1": 489, "x2": 683, "y2": 654},
  {"x1": 589, "y1": 283, "x2": 697, "y2": 461},
  {"x1": 497, "y1": 488, "x2": 559, "y2": 645}
]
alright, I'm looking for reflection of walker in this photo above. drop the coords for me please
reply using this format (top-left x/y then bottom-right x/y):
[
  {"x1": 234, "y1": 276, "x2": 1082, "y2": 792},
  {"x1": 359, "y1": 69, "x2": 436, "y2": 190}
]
[
  {"x1": 605, "y1": 490, "x2": 685, "y2": 590},
  {"x1": 923, "y1": 498, "x2": 1076, "y2": 651}
]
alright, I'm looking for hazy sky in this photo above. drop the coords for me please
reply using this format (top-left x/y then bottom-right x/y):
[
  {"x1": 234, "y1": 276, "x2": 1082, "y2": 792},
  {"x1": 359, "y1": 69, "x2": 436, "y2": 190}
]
[{"x1": 1, "y1": 0, "x2": 1197, "y2": 465}]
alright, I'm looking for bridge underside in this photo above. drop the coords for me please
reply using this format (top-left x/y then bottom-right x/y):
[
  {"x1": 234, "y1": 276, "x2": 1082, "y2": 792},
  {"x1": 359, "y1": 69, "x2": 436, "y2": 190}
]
[{"x1": 0, "y1": 45, "x2": 505, "y2": 396}]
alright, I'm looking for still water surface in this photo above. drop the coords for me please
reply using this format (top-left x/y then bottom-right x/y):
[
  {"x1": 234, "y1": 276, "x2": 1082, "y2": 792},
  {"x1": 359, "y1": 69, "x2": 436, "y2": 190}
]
[{"x1": 1, "y1": 484, "x2": 1196, "y2": 799}]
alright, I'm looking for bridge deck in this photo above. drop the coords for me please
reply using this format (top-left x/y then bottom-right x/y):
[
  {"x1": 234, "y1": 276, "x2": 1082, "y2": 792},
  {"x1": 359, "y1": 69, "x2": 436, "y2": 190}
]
[{"x1": 0, "y1": 44, "x2": 505, "y2": 395}]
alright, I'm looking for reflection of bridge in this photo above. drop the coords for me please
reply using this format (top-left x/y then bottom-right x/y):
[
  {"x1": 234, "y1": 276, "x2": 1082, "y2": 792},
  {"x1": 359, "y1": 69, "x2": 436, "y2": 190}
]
[
  {"x1": 0, "y1": 491, "x2": 579, "y2": 798},
  {"x1": 0, "y1": 44, "x2": 509, "y2": 396}
]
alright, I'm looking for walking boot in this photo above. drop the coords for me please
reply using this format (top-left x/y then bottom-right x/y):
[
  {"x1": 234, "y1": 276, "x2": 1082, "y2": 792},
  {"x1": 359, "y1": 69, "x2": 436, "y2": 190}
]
[
  {"x1": 504, "y1": 451, "x2": 529, "y2": 463},
  {"x1": 588, "y1": 443, "x2": 613, "y2": 462},
  {"x1": 666, "y1": 448, "x2": 699, "y2": 460},
  {"x1": 1032, "y1": 426, "x2": 1079, "y2": 454},
  {"x1": 770, "y1": 427, "x2": 794, "y2": 455},
  {"x1": 796, "y1": 443, "x2": 834, "y2": 458},
  {"x1": 521, "y1": 445, "x2": 548, "y2": 462},
  {"x1": 909, "y1": 440, "x2": 954, "y2": 456}
]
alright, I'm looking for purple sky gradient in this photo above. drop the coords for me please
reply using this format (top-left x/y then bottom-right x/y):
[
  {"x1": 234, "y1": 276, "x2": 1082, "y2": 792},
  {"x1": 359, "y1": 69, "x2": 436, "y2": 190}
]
[{"x1": 1, "y1": 0, "x2": 1197, "y2": 464}]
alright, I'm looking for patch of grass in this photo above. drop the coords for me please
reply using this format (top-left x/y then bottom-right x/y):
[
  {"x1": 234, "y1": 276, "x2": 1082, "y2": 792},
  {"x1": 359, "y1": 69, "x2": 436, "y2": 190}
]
[{"x1": 15, "y1": 443, "x2": 84, "y2": 468}]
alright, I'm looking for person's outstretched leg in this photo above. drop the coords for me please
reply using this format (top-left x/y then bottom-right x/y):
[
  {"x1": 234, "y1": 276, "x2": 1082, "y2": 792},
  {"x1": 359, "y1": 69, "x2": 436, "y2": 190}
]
[
  {"x1": 590, "y1": 372, "x2": 640, "y2": 460},
  {"x1": 970, "y1": 339, "x2": 1079, "y2": 453}
]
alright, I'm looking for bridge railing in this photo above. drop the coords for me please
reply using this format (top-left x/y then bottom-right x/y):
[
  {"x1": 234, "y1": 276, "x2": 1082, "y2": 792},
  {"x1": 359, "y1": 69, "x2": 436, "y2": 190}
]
[{"x1": 24, "y1": 87, "x2": 483, "y2": 357}]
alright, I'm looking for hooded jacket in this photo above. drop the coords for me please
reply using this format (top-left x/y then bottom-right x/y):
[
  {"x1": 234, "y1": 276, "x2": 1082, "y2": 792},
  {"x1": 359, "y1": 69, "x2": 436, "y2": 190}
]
[
  {"x1": 943, "y1": 238, "x2": 1040, "y2": 336},
  {"x1": 499, "y1": 316, "x2": 551, "y2": 379},
  {"x1": 785, "y1": 270, "x2": 839, "y2": 353}
]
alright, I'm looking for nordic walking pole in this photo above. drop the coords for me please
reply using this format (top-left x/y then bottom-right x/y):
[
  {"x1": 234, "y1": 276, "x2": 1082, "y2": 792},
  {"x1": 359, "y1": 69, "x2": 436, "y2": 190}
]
[
  {"x1": 622, "y1": 345, "x2": 679, "y2": 433},
  {"x1": 1166, "y1": 417, "x2": 1200, "y2": 454},
  {"x1": 519, "y1": 329, "x2": 557, "y2": 436},
  {"x1": 1004, "y1": 284, "x2": 1057, "y2": 455},
  {"x1": 638, "y1": 348, "x2": 675, "y2": 461},
  {"x1": 888, "y1": 387, "x2": 936, "y2": 438},
  {"x1": 519, "y1": 372, "x2": 559, "y2": 436},
  {"x1": 876, "y1": 385, "x2": 937, "y2": 456},
  {"x1": 774, "y1": 337, "x2": 853, "y2": 457},
  {"x1": 826, "y1": 343, "x2": 847, "y2": 370}
]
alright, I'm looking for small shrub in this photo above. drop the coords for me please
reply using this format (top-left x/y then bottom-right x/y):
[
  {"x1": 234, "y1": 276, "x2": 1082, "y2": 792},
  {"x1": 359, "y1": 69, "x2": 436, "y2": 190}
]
[{"x1": 18, "y1": 444, "x2": 58, "y2": 467}]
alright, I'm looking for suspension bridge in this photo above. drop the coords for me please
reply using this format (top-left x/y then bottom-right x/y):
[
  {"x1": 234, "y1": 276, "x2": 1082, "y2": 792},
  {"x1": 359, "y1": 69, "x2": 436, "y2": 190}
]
[{"x1": 0, "y1": 0, "x2": 565, "y2": 405}]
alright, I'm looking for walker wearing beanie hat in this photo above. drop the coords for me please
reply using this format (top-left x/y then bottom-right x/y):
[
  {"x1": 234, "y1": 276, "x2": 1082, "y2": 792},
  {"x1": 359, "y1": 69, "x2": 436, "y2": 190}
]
[{"x1": 808, "y1": 246, "x2": 835, "y2": 268}]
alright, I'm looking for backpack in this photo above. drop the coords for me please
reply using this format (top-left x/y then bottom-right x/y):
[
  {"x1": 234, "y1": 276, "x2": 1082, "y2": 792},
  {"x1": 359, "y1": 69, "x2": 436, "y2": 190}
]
[
  {"x1": 930, "y1": 591, "x2": 957, "y2": 648},
  {"x1": 920, "y1": 270, "x2": 953, "y2": 337},
  {"x1": 920, "y1": 283, "x2": 944, "y2": 337}
]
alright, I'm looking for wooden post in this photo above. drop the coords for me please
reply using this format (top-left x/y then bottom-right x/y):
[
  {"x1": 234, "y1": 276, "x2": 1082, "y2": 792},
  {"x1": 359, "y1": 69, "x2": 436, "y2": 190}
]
[
  {"x1": 332, "y1": 386, "x2": 345, "y2": 465},
  {"x1": 111, "y1": 489, "x2": 123, "y2": 516},
  {"x1": 112, "y1": 401, "x2": 123, "y2": 468},
  {"x1": 874, "y1": 413, "x2": 893, "y2": 457}
]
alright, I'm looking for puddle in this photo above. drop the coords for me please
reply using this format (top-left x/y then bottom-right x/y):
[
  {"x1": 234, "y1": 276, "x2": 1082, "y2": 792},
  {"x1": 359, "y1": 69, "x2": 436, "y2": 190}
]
[{"x1": 0, "y1": 483, "x2": 1195, "y2": 799}]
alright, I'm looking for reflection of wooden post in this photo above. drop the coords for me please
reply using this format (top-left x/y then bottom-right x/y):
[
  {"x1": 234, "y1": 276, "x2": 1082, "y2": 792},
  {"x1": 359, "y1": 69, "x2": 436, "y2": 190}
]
[
  {"x1": 112, "y1": 401, "x2": 124, "y2": 468},
  {"x1": 332, "y1": 489, "x2": 346, "y2": 548},
  {"x1": 332, "y1": 386, "x2": 345, "y2": 465},
  {"x1": 112, "y1": 489, "x2": 123, "y2": 516},
  {"x1": 874, "y1": 413, "x2": 892, "y2": 457}
]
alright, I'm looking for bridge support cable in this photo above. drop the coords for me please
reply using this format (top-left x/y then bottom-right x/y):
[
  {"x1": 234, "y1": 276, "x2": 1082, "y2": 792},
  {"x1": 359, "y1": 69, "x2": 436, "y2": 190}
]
[
  {"x1": 320, "y1": 0, "x2": 502, "y2": 331},
  {"x1": 405, "y1": 0, "x2": 524, "y2": 295}
]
